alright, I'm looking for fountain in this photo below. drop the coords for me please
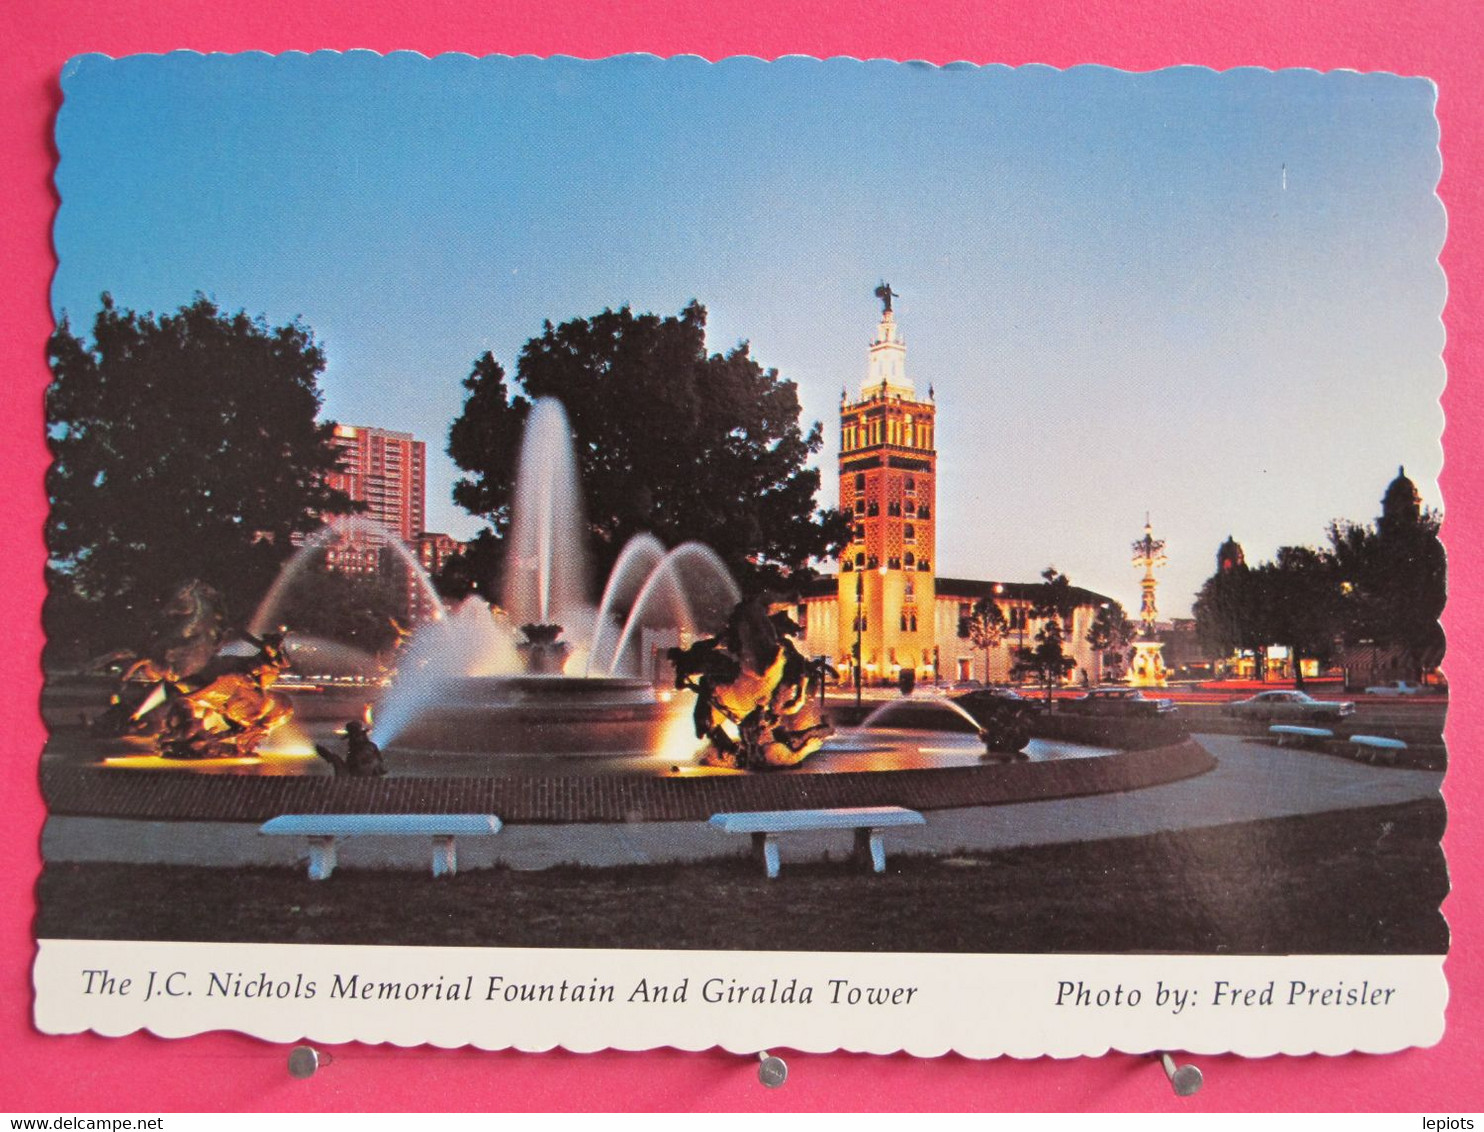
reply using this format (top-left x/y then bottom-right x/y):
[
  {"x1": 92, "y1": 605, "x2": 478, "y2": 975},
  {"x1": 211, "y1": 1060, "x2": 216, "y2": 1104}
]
[
  {"x1": 368, "y1": 398, "x2": 740, "y2": 760},
  {"x1": 71, "y1": 396, "x2": 1160, "y2": 789}
]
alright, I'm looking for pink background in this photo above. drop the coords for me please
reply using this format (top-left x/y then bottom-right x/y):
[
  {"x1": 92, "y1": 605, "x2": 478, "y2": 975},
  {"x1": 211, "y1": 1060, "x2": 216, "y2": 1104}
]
[{"x1": 2, "y1": 0, "x2": 1480, "y2": 1112}]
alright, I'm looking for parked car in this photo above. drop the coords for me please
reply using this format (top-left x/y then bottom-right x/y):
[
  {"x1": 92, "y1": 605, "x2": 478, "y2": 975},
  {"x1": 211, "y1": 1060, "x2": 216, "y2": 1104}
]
[
  {"x1": 1061, "y1": 687, "x2": 1176, "y2": 717},
  {"x1": 953, "y1": 687, "x2": 1042, "y2": 712},
  {"x1": 1224, "y1": 690, "x2": 1356, "y2": 721},
  {"x1": 1364, "y1": 680, "x2": 1426, "y2": 697}
]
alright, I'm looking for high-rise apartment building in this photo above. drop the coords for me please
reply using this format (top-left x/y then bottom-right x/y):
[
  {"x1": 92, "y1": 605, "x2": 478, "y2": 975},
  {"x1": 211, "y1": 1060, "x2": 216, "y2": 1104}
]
[{"x1": 328, "y1": 424, "x2": 426, "y2": 543}]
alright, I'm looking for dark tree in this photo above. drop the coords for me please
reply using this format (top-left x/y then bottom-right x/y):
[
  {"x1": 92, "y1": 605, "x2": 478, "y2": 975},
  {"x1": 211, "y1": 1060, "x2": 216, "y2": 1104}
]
[
  {"x1": 1029, "y1": 566, "x2": 1078, "y2": 627},
  {"x1": 964, "y1": 597, "x2": 1007, "y2": 684},
  {"x1": 1087, "y1": 600, "x2": 1135, "y2": 682},
  {"x1": 1012, "y1": 618, "x2": 1078, "y2": 706},
  {"x1": 1256, "y1": 545, "x2": 1341, "y2": 689},
  {"x1": 1193, "y1": 559, "x2": 1269, "y2": 680},
  {"x1": 445, "y1": 302, "x2": 851, "y2": 596},
  {"x1": 1014, "y1": 567, "x2": 1080, "y2": 706},
  {"x1": 46, "y1": 294, "x2": 353, "y2": 656},
  {"x1": 1329, "y1": 468, "x2": 1446, "y2": 680},
  {"x1": 273, "y1": 551, "x2": 409, "y2": 662}
]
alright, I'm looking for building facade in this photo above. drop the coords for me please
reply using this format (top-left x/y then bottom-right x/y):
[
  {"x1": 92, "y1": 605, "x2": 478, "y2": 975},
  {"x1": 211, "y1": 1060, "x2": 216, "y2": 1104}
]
[
  {"x1": 318, "y1": 424, "x2": 465, "y2": 623},
  {"x1": 328, "y1": 424, "x2": 426, "y2": 545},
  {"x1": 789, "y1": 292, "x2": 1111, "y2": 686}
]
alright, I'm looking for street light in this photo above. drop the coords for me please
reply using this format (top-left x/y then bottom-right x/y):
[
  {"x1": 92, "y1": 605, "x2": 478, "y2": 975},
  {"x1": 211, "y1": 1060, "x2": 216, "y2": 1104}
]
[{"x1": 854, "y1": 568, "x2": 864, "y2": 707}]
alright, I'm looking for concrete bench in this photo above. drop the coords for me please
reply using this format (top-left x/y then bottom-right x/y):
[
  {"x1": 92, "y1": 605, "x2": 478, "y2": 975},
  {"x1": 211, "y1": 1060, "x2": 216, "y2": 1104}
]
[
  {"x1": 260, "y1": 814, "x2": 503, "y2": 879},
  {"x1": 1350, "y1": 735, "x2": 1409, "y2": 766},
  {"x1": 709, "y1": 806, "x2": 926, "y2": 879},
  {"x1": 1269, "y1": 724, "x2": 1334, "y2": 748}
]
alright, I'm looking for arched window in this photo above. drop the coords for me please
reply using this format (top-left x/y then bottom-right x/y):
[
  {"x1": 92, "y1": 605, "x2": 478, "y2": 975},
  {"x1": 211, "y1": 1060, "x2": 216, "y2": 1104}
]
[
  {"x1": 854, "y1": 499, "x2": 864, "y2": 515},
  {"x1": 855, "y1": 552, "x2": 866, "y2": 569},
  {"x1": 918, "y1": 559, "x2": 931, "y2": 572},
  {"x1": 904, "y1": 524, "x2": 916, "y2": 543},
  {"x1": 867, "y1": 556, "x2": 879, "y2": 570},
  {"x1": 888, "y1": 556, "x2": 901, "y2": 570},
  {"x1": 904, "y1": 576, "x2": 915, "y2": 598},
  {"x1": 905, "y1": 476, "x2": 916, "y2": 494},
  {"x1": 904, "y1": 501, "x2": 916, "y2": 517},
  {"x1": 854, "y1": 524, "x2": 865, "y2": 542},
  {"x1": 904, "y1": 552, "x2": 915, "y2": 569}
]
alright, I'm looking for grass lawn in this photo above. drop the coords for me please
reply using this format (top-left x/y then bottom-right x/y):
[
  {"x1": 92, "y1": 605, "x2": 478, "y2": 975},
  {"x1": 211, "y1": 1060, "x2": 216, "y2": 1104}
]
[{"x1": 36, "y1": 799, "x2": 1448, "y2": 954}]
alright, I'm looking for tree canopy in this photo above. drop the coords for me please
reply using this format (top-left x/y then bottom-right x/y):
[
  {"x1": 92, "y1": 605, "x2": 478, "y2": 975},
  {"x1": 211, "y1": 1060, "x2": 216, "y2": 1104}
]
[
  {"x1": 46, "y1": 294, "x2": 353, "y2": 656},
  {"x1": 445, "y1": 302, "x2": 850, "y2": 596},
  {"x1": 1329, "y1": 472, "x2": 1446, "y2": 677},
  {"x1": 1192, "y1": 470, "x2": 1445, "y2": 683},
  {"x1": 1012, "y1": 567, "x2": 1080, "y2": 704}
]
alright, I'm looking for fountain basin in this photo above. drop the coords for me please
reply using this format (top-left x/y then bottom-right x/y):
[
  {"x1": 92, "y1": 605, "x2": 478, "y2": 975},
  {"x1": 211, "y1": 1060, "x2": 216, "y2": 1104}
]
[{"x1": 384, "y1": 676, "x2": 678, "y2": 757}]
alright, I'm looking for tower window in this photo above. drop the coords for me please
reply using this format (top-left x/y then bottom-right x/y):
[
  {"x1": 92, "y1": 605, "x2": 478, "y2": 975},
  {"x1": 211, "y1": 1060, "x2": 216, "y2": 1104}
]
[
  {"x1": 854, "y1": 524, "x2": 865, "y2": 541},
  {"x1": 868, "y1": 502, "x2": 879, "y2": 517},
  {"x1": 905, "y1": 477, "x2": 916, "y2": 494},
  {"x1": 918, "y1": 559, "x2": 931, "y2": 572},
  {"x1": 887, "y1": 502, "x2": 901, "y2": 517},
  {"x1": 904, "y1": 552, "x2": 915, "y2": 569},
  {"x1": 918, "y1": 504, "x2": 930, "y2": 519},
  {"x1": 855, "y1": 552, "x2": 866, "y2": 569},
  {"x1": 904, "y1": 524, "x2": 916, "y2": 543},
  {"x1": 904, "y1": 501, "x2": 916, "y2": 517},
  {"x1": 855, "y1": 473, "x2": 865, "y2": 491},
  {"x1": 868, "y1": 556, "x2": 879, "y2": 570},
  {"x1": 888, "y1": 556, "x2": 901, "y2": 570},
  {"x1": 854, "y1": 499, "x2": 864, "y2": 514},
  {"x1": 904, "y1": 575, "x2": 915, "y2": 596}
]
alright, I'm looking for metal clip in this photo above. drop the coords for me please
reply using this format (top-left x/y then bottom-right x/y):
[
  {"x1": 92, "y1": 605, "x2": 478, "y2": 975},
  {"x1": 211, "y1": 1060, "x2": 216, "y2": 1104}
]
[
  {"x1": 1159, "y1": 1051, "x2": 1203, "y2": 1096},
  {"x1": 758, "y1": 1050, "x2": 788, "y2": 1088}
]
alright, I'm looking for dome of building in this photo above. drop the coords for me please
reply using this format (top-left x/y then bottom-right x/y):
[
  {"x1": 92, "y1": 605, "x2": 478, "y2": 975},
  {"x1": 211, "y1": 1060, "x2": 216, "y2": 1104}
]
[
  {"x1": 1380, "y1": 465, "x2": 1422, "y2": 532},
  {"x1": 1217, "y1": 535, "x2": 1246, "y2": 573}
]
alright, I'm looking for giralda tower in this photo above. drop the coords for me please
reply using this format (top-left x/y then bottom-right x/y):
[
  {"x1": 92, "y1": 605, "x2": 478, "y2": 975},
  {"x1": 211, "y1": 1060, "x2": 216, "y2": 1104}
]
[{"x1": 837, "y1": 284, "x2": 938, "y2": 683}]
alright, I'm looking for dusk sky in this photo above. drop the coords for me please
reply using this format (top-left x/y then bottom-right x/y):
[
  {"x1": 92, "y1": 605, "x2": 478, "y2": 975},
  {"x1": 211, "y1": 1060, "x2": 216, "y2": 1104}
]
[{"x1": 53, "y1": 53, "x2": 1445, "y2": 616}]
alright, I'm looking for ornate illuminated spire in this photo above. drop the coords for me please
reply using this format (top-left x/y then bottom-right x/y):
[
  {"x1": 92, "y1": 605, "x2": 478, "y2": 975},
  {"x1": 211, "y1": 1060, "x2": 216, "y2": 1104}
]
[{"x1": 1131, "y1": 514, "x2": 1167, "y2": 636}]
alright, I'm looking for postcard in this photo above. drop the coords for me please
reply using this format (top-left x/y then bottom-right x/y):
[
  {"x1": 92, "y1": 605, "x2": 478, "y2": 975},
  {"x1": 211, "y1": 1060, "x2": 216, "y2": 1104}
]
[{"x1": 35, "y1": 52, "x2": 1448, "y2": 1059}]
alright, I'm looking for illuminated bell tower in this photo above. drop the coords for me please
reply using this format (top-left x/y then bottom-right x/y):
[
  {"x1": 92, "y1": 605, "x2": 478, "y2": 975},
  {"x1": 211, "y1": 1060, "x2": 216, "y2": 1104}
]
[{"x1": 837, "y1": 283, "x2": 938, "y2": 684}]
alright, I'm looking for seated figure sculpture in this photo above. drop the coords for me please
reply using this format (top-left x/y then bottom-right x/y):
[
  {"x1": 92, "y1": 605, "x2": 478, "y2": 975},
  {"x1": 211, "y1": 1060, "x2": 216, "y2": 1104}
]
[
  {"x1": 668, "y1": 598, "x2": 836, "y2": 770},
  {"x1": 314, "y1": 719, "x2": 387, "y2": 777}
]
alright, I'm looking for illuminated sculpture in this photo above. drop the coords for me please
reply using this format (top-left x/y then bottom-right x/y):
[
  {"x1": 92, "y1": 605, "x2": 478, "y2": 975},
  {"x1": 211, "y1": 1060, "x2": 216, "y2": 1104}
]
[
  {"x1": 96, "y1": 580, "x2": 296, "y2": 759},
  {"x1": 669, "y1": 599, "x2": 835, "y2": 769}
]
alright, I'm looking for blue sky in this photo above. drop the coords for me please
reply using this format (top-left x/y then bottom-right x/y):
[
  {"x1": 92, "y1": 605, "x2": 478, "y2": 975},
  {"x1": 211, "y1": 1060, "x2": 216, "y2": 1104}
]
[{"x1": 53, "y1": 53, "x2": 1445, "y2": 616}]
